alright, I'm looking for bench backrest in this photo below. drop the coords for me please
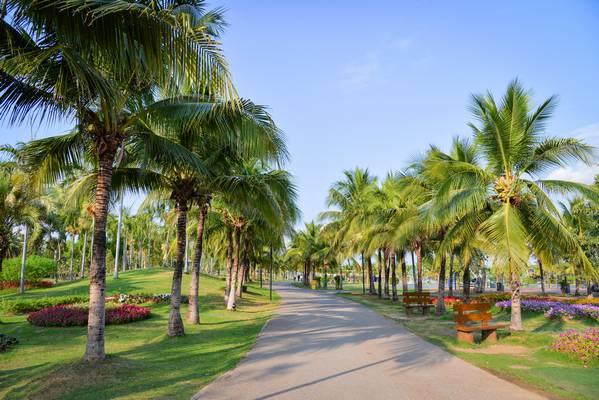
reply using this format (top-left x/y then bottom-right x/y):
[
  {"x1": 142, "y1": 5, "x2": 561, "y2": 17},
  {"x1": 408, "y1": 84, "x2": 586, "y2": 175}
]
[
  {"x1": 453, "y1": 302, "x2": 492, "y2": 326},
  {"x1": 403, "y1": 292, "x2": 432, "y2": 305}
]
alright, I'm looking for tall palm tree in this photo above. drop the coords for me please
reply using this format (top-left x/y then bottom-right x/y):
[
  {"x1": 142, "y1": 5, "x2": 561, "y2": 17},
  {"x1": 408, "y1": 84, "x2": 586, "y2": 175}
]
[
  {"x1": 321, "y1": 168, "x2": 377, "y2": 293},
  {"x1": 218, "y1": 161, "x2": 298, "y2": 310},
  {"x1": 433, "y1": 80, "x2": 598, "y2": 330},
  {"x1": 560, "y1": 198, "x2": 598, "y2": 295},
  {"x1": 286, "y1": 222, "x2": 323, "y2": 286},
  {"x1": 0, "y1": 0, "x2": 235, "y2": 361}
]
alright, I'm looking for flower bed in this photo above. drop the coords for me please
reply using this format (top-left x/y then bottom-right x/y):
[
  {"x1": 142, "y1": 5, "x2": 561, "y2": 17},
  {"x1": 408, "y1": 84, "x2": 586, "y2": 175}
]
[
  {"x1": 0, "y1": 279, "x2": 54, "y2": 290},
  {"x1": 27, "y1": 304, "x2": 151, "y2": 327},
  {"x1": 431, "y1": 296, "x2": 462, "y2": 305},
  {"x1": 108, "y1": 293, "x2": 189, "y2": 304},
  {"x1": 550, "y1": 328, "x2": 599, "y2": 366},
  {"x1": 496, "y1": 299, "x2": 599, "y2": 321},
  {"x1": 478, "y1": 293, "x2": 599, "y2": 305}
]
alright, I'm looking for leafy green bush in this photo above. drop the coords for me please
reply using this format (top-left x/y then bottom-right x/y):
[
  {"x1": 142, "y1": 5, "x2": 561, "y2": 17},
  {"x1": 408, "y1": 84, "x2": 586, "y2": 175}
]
[
  {"x1": 0, "y1": 295, "x2": 88, "y2": 314},
  {"x1": 1, "y1": 256, "x2": 56, "y2": 282},
  {"x1": 0, "y1": 333, "x2": 18, "y2": 352}
]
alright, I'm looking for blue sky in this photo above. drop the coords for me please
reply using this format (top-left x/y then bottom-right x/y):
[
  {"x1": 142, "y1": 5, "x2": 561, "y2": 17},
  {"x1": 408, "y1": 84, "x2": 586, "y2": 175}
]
[{"x1": 1, "y1": 0, "x2": 599, "y2": 223}]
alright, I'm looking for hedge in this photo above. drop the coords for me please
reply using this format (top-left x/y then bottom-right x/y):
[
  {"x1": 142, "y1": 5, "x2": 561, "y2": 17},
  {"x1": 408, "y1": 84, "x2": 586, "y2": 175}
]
[
  {"x1": 0, "y1": 295, "x2": 87, "y2": 314},
  {"x1": 1, "y1": 256, "x2": 56, "y2": 282}
]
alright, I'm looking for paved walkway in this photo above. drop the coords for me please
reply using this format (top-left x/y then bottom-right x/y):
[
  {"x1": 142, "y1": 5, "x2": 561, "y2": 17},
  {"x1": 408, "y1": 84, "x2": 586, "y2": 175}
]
[{"x1": 194, "y1": 284, "x2": 546, "y2": 400}]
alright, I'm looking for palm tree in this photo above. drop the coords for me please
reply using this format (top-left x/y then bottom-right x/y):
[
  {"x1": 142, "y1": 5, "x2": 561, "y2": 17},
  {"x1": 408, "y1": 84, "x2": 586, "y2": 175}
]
[
  {"x1": 1, "y1": 0, "x2": 235, "y2": 361},
  {"x1": 286, "y1": 222, "x2": 323, "y2": 286},
  {"x1": 321, "y1": 168, "x2": 377, "y2": 293},
  {"x1": 433, "y1": 80, "x2": 597, "y2": 330},
  {"x1": 217, "y1": 161, "x2": 298, "y2": 310},
  {"x1": 560, "y1": 198, "x2": 598, "y2": 295},
  {"x1": 0, "y1": 146, "x2": 44, "y2": 285}
]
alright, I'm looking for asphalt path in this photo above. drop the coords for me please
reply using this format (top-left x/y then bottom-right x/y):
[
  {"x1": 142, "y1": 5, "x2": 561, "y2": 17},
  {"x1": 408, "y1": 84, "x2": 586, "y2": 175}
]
[{"x1": 194, "y1": 284, "x2": 546, "y2": 400}]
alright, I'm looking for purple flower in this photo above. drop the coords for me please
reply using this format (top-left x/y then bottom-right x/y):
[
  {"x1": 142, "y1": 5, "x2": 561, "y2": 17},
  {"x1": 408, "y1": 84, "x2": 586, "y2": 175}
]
[{"x1": 495, "y1": 300, "x2": 599, "y2": 321}]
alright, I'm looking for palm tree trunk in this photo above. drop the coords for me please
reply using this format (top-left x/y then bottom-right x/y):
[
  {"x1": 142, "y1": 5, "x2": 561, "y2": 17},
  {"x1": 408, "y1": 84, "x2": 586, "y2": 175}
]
[
  {"x1": 384, "y1": 248, "x2": 390, "y2": 298},
  {"x1": 19, "y1": 226, "x2": 28, "y2": 294},
  {"x1": 80, "y1": 230, "x2": 88, "y2": 278},
  {"x1": 236, "y1": 263, "x2": 246, "y2": 298},
  {"x1": 164, "y1": 227, "x2": 169, "y2": 268},
  {"x1": 113, "y1": 189, "x2": 123, "y2": 279},
  {"x1": 188, "y1": 201, "x2": 208, "y2": 325},
  {"x1": 224, "y1": 226, "x2": 233, "y2": 301},
  {"x1": 538, "y1": 259, "x2": 545, "y2": 294},
  {"x1": 391, "y1": 250, "x2": 398, "y2": 301},
  {"x1": 415, "y1": 242, "x2": 423, "y2": 292},
  {"x1": 227, "y1": 227, "x2": 241, "y2": 311},
  {"x1": 510, "y1": 264, "x2": 523, "y2": 331},
  {"x1": 448, "y1": 253, "x2": 454, "y2": 296},
  {"x1": 122, "y1": 237, "x2": 127, "y2": 271},
  {"x1": 167, "y1": 199, "x2": 188, "y2": 337},
  {"x1": 400, "y1": 250, "x2": 408, "y2": 293},
  {"x1": 56, "y1": 243, "x2": 61, "y2": 282},
  {"x1": 69, "y1": 233, "x2": 75, "y2": 281},
  {"x1": 361, "y1": 252, "x2": 365, "y2": 295},
  {"x1": 367, "y1": 255, "x2": 375, "y2": 295},
  {"x1": 463, "y1": 260, "x2": 471, "y2": 300},
  {"x1": 377, "y1": 249, "x2": 382, "y2": 298},
  {"x1": 147, "y1": 237, "x2": 151, "y2": 269},
  {"x1": 481, "y1": 266, "x2": 486, "y2": 293},
  {"x1": 88, "y1": 216, "x2": 95, "y2": 271},
  {"x1": 410, "y1": 251, "x2": 417, "y2": 290},
  {"x1": 436, "y1": 254, "x2": 446, "y2": 316},
  {"x1": 184, "y1": 235, "x2": 189, "y2": 274},
  {"x1": 84, "y1": 149, "x2": 115, "y2": 362},
  {"x1": 236, "y1": 245, "x2": 247, "y2": 298}
]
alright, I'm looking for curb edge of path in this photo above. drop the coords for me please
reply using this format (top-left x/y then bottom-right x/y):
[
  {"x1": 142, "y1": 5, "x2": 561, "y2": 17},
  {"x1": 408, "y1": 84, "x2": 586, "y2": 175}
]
[{"x1": 191, "y1": 288, "x2": 280, "y2": 400}]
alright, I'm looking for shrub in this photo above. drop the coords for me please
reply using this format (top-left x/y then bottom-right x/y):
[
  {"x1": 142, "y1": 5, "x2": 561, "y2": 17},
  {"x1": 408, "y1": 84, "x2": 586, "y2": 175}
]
[
  {"x1": 27, "y1": 304, "x2": 151, "y2": 327},
  {"x1": 550, "y1": 328, "x2": 599, "y2": 366},
  {"x1": 0, "y1": 295, "x2": 88, "y2": 314},
  {"x1": 107, "y1": 293, "x2": 189, "y2": 304},
  {"x1": 0, "y1": 333, "x2": 18, "y2": 352},
  {"x1": 477, "y1": 293, "x2": 512, "y2": 302},
  {"x1": 1, "y1": 256, "x2": 56, "y2": 282}
]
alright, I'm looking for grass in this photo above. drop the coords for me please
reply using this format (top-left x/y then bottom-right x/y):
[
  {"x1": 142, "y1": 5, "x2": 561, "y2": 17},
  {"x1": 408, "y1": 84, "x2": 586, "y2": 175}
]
[
  {"x1": 0, "y1": 268, "x2": 279, "y2": 400},
  {"x1": 339, "y1": 292, "x2": 599, "y2": 400}
]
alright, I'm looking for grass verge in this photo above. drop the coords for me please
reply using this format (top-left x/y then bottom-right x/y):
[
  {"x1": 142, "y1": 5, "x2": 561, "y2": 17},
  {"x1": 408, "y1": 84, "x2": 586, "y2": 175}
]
[
  {"x1": 339, "y1": 292, "x2": 598, "y2": 400},
  {"x1": 0, "y1": 269, "x2": 279, "y2": 400}
]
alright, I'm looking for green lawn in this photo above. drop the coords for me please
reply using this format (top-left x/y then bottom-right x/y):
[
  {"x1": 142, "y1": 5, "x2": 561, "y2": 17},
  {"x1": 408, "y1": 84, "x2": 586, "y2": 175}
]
[
  {"x1": 0, "y1": 269, "x2": 279, "y2": 400},
  {"x1": 339, "y1": 292, "x2": 599, "y2": 400}
]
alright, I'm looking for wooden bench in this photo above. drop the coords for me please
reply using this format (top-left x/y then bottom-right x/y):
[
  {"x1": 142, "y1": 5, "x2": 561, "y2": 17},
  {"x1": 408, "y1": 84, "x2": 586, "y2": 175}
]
[
  {"x1": 402, "y1": 292, "x2": 433, "y2": 316},
  {"x1": 453, "y1": 303, "x2": 508, "y2": 343}
]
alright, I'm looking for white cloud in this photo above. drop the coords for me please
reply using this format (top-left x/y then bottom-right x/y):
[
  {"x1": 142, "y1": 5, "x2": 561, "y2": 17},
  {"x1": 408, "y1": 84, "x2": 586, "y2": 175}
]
[
  {"x1": 547, "y1": 163, "x2": 599, "y2": 184},
  {"x1": 338, "y1": 55, "x2": 385, "y2": 93},
  {"x1": 545, "y1": 122, "x2": 599, "y2": 184},
  {"x1": 571, "y1": 122, "x2": 599, "y2": 144}
]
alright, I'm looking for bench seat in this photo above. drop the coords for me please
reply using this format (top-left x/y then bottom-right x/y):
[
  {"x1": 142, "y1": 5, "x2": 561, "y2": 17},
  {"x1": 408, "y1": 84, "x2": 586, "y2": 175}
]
[
  {"x1": 403, "y1": 292, "x2": 433, "y2": 316},
  {"x1": 454, "y1": 303, "x2": 508, "y2": 343},
  {"x1": 456, "y1": 323, "x2": 508, "y2": 332}
]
